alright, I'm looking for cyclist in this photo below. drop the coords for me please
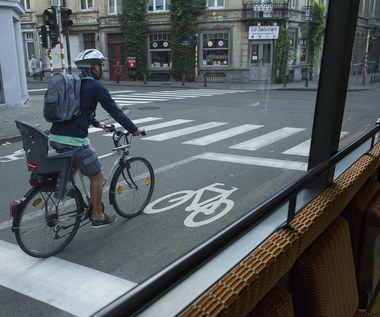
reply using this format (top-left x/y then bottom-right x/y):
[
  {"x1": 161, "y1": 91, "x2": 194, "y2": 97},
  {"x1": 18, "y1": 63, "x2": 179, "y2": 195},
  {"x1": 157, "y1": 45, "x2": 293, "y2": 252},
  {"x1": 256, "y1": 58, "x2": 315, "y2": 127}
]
[{"x1": 49, "y1": 49, "x2": 145, "y2": 228}]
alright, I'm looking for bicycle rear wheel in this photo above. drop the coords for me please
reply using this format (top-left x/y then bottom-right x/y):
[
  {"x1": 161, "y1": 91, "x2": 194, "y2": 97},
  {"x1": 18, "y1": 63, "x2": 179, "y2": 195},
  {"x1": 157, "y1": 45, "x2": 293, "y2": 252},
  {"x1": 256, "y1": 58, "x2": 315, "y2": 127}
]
[
  {"x1": 14, "y1": 185, "x2": 83, "y2": 258},
  {"x1": 110, "y1": 157, "x2": 154, "y2": 218}
]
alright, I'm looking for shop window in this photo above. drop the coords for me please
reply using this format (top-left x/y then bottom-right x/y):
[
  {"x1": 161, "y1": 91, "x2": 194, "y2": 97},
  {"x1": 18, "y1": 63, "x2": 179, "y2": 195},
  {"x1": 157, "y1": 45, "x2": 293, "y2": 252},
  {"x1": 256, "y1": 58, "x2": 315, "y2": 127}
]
[
  {"x1": 149, "y1": 33, "x2": 172, "y2": 68},
  {"x1": 201, "y1": 32, "x2": 229, "y2": 66},
  {"x1": 148, "y1": 0, "x2": 170, "y2": 11},
  {"x1": 109, "y1": 0, "x2": 122, "y2": 14},
  {"x1": 80, "y1": 0, "x2": 93, "y2": 10}
]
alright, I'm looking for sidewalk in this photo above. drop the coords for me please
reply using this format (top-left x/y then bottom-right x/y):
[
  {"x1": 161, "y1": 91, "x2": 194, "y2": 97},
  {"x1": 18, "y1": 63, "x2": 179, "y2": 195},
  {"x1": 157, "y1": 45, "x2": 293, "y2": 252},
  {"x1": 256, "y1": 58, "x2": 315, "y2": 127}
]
[{"x1": 0, "y1": 78, "x2": 374, "y2": 144}]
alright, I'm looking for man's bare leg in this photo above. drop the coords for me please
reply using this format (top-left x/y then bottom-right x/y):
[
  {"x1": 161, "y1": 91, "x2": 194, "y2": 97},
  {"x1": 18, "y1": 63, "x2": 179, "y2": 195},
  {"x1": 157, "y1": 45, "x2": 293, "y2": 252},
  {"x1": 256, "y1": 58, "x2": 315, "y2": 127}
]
[{"x1": 89, "y1": 172, "x2": 104, "y2": 221}]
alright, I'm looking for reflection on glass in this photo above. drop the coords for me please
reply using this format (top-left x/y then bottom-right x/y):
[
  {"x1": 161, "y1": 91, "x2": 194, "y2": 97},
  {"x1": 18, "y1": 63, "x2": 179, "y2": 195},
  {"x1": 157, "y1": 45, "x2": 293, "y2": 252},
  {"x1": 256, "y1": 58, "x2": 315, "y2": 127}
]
[{"x1": 343, "y1": 8, "x2": 380, "y2": 149}]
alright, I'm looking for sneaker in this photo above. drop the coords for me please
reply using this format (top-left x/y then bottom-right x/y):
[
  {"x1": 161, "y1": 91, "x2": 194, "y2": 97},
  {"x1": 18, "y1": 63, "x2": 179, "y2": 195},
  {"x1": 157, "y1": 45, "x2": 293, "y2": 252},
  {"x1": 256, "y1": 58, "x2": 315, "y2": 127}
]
[{"x1": 91, "y1": 214, "x2": 117, "y2": 228}]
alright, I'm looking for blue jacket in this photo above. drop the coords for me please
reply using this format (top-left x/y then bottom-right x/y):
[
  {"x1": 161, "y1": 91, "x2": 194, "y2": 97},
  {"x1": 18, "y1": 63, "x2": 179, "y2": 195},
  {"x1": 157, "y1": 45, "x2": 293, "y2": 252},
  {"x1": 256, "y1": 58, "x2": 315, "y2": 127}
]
[{"x1": 50, "y1": 72, "x2": 138, "y2": 138}]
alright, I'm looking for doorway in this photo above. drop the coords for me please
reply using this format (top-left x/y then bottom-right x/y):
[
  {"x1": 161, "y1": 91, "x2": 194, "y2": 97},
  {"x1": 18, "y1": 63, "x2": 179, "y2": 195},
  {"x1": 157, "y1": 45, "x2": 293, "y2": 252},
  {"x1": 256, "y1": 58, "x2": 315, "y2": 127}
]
[
  {"x1": 108, "y1": 41, "x2": 126, "y2": 81},
  {"x1": 249, "y1": 41, "x2": 273, "y2": 81}
]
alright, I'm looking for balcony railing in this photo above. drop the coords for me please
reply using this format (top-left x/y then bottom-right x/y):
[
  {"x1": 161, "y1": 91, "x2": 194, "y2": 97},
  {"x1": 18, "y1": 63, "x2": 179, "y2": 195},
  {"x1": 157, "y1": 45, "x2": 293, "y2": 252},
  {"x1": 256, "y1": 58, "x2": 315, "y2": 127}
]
[
  {"x1": 242, "y1": 1, "x2": 289, "y2": 19},
  {"x1": 303, "y1": 5, "x2": 314, "y2": 21}
]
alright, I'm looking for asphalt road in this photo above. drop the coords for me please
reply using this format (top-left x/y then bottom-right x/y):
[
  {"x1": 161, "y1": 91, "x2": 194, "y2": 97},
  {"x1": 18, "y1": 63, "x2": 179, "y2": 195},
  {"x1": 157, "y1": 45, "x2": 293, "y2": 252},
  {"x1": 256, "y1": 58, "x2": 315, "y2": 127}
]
[{"x1": 0, "y1": 83, "x2": 378, "y2": 316}]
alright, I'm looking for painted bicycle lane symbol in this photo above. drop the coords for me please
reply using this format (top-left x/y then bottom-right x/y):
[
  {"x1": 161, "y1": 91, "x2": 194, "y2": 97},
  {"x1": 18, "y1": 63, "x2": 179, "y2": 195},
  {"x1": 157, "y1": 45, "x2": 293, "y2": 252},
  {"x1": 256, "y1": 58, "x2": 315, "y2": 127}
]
[{"x1": 144, "y1": 183, "x2": 238, "y2": 227}]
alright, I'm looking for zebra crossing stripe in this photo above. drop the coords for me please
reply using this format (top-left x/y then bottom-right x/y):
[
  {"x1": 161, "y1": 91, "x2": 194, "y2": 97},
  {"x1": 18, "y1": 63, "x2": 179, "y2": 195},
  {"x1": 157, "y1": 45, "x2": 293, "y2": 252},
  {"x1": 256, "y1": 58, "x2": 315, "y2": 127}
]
[
  {"x1": 195, "y1": 152, "x2": 307, "y2": 171},
  {"x1": 89, "y1": 117, "x2": 162, "y2": 134},
  {"x1": 0, "y1": 240, "x2": 136, "y2": 317},
  {"x1": 230, "y1": 127, "x2": 306, "y2": 151},
  {"x1": 143, "y1": 122, "x2": 228, "y2": 141},
  {"x1": 143, "y1": 119, "x2": 194, "y2": 131},
  {"x1": 183, "y1": 124, "x2": 264, "y2": 146},
  {"x1": 114, "y1": 96, "x2": 169, "y2": 101},
  {"x1": 109, "y1": 90, "x2": 135, "y2": 94},
  {"x1": 282, "y1": 131, "x2": 349, "y2": 156}
]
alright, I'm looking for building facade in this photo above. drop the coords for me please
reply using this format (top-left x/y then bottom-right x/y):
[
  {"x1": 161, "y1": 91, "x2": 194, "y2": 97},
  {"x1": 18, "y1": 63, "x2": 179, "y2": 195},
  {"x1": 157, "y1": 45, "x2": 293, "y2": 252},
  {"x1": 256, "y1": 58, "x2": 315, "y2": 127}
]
[
  {"x1": 19, "y1": 0, "x2": 379, "y2": 83},
  {"x1": 0, "y1": 0, "x2": 28, "y2": 109}
]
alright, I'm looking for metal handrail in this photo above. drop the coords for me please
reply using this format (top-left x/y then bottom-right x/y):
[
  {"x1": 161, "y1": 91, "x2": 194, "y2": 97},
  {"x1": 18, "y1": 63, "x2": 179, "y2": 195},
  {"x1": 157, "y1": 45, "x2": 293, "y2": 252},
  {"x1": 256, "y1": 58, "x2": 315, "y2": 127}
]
[{"x1": 93, "y1": 122, "x2": 379, "y2": 317}]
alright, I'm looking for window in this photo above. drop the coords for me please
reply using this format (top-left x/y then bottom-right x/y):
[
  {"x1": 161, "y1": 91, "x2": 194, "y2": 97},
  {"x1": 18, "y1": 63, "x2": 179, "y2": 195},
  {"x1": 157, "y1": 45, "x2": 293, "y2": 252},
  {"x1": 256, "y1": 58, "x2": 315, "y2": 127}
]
[
  {"x1": 83, "y1": 33, "x2": 95, "y2": 50},
  {"x1": 149, "y1": 33, "x2": 172, "y2": 68},
  {"x1": 109, "y1": 0, "x2": 122, "y2": 14},
  {"x1": 21, "y1": 0, "x2": 31, "y2": 10},
  {"x1": 80, "y1": 0, "x2": 93, "y2": 10},
  {"x1": 148, "y1": 0, "x2": 170, "y2": 11},
  {"x1": 201, "y1": 32, "x2": 229, "y2": 66},
  {"x1": 207, "y1": 0, "x2": 224, "y2": 8}
]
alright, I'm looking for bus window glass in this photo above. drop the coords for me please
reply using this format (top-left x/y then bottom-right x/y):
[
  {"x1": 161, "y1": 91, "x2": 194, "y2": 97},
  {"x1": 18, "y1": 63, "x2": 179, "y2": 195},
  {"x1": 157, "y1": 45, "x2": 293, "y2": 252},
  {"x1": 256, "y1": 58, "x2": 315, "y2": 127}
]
[{"x1": 343, "y1": 11, "x2": 380, "y2": 150}]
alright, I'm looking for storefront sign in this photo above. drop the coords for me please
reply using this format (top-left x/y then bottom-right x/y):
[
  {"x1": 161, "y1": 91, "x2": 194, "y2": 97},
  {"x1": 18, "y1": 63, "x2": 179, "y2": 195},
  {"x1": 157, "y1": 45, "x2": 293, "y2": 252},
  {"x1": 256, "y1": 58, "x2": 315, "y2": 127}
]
[{"x1": 248, "y1": 26, "x2": 279, "y2": 40}]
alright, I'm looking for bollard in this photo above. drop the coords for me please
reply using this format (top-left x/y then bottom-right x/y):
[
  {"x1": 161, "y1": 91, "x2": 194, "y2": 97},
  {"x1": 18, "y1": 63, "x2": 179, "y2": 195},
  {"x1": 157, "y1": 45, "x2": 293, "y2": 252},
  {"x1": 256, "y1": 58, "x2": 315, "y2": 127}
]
[
  {"x1": 305, "y1": 77, "x2": 309, "y2": 87},
  {"x1": 116, "y1": 74, "x2": 119, "y2": 84},
  {"x1": 182, "y1": 74, "x2": 185, "y2": 86},
  {"x1": 144, "y1": 74, "x2": 147, "y2": 85},
  {"x1": 204, "y1": 76, "x2": 207, "y2": 87}
]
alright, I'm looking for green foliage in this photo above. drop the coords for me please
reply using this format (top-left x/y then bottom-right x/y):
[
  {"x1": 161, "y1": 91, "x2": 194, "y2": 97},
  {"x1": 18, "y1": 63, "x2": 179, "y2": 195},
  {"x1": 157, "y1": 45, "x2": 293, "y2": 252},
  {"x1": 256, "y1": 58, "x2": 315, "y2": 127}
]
[
  {"x1": 119, "y1": 0, "x2": 148, "y2": 80},
  {"x1": 275, "y1": 27, "x2": 291, "y2": 83},
  {"x1": 170, "y1": 0, "x2": 206, "y2": 81},
  {"x1": 309, "y1": 1, "x2": 326, "y2": 76}
]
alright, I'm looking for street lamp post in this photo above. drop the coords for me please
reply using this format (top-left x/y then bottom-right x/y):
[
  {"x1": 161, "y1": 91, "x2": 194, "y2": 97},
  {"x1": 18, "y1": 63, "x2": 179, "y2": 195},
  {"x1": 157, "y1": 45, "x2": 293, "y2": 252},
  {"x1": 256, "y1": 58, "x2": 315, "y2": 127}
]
[{"x1": 362, "y1": 29, "x2": 370, "y2": 85}]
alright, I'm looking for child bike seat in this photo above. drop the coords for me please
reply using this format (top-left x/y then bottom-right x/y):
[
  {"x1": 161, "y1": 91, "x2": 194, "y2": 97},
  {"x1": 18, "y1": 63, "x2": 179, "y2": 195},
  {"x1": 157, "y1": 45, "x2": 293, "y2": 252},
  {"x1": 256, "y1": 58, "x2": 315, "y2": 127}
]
[{"x1": 15, "y1": 120, "x2": 73, "y2": 200}]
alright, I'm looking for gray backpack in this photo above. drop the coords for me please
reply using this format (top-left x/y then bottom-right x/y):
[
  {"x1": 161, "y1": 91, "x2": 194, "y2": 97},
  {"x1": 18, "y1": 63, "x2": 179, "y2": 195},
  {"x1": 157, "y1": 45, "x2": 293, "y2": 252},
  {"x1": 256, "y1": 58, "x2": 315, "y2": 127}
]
[{"x1": 43, "y1": 73, "x2": 87, "y2": 123}]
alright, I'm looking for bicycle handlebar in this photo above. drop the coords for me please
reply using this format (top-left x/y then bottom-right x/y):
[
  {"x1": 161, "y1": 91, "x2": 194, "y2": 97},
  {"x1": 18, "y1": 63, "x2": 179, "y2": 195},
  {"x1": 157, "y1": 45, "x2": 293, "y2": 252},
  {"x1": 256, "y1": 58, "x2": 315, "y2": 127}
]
[
  {"x1": 103, "y1": 124, "x2": 146, "y2": 136},
  {"x1": 104, "y1": 124, "x2": 116, "y2": 133}
]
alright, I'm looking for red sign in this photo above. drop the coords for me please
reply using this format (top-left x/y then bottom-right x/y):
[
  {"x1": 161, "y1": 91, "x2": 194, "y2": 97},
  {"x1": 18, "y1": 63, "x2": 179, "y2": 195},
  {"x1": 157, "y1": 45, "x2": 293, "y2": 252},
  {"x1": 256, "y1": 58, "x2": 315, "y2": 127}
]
[{"x1": 127, "y1": 57, "x2": 136, "y2": 69}]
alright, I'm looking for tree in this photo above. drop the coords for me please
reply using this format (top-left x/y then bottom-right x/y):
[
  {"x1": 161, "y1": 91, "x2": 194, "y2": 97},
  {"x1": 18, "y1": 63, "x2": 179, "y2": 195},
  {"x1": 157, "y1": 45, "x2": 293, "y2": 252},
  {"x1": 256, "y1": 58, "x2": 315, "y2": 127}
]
[
  {"x1": 275, "y1": 27, "x2": 291, "y2": 84},
  {"x1": 170, "y1": 0, "x2": 206, "y2": 81},
  {"x1": 309, "y1": 2, "x2": 326, "y2": 79},
  {"x1": 119, "y1": 0, "x2": 148, "y2": 80}
]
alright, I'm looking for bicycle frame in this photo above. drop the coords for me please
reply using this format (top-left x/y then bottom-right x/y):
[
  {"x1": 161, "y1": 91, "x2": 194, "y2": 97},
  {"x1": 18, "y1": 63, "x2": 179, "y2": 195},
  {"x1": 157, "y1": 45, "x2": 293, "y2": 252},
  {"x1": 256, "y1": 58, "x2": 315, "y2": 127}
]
[{"x1": 73, "y1": 139, "x2": 132, "y2": 205}]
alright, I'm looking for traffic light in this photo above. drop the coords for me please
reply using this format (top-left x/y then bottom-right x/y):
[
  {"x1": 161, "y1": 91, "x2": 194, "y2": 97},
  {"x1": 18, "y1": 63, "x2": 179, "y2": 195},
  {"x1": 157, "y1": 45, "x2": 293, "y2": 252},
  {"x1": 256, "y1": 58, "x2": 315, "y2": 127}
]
[
  {"x1": 43, "y1": 8, "x2": 57, "y2": 28},
  {"x1": 43, "y1": 7, "x2": 59, "y2": 48},
  {"x1": 41, "y1": 25, "x2": 48, "y2": 49},
  {"x1": 60, "y1": 7, "x2": 73, "y2": 31},
  {"x1": 49, "y1": 24, "x2": 60, "y2": 47}
]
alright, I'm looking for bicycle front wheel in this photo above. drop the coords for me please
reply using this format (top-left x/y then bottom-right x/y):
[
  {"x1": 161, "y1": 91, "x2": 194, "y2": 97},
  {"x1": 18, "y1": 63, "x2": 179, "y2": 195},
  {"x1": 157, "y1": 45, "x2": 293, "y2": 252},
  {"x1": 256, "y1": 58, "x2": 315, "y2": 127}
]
[
  {"x1": 110, "y1": 157, "x2": 154, "y2": 218},
  {"x1": 14, "y1": 186, "x2": 83, "y2": 258}
]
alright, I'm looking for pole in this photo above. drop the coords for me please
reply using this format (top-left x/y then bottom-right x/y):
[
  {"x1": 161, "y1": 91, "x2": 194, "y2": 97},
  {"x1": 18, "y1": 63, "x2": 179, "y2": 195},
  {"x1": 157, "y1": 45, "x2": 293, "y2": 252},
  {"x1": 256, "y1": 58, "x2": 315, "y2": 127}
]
[
  {"x1": 49, "y1": 48, "x2": 54, "y2": 76},
  {"x1": 195, "y1": 35, "x2": 198, "y2": 84},
  {"x1": 56, "y1": 3, "x2": 66, "y2": 73},
  {"x1": 362, "y1": 29, "x2": 370, "y2": 85},
  {"x1": 65, "y1": 30, "x2": 72, "y2": 74}
]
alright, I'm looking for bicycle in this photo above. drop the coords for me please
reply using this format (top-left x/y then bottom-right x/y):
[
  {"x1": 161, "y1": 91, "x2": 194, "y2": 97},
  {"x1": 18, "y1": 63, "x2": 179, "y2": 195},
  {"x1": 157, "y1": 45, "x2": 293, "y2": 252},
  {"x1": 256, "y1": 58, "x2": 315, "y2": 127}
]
[{"x1": 10, "y1": 122, "x2": 154, "y2": 258}]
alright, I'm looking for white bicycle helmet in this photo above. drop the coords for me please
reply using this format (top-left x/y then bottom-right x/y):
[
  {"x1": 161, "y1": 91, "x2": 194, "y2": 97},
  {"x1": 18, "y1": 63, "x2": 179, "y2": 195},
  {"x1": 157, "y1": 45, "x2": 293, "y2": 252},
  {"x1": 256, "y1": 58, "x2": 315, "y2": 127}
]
[{"x1": 73, "y1": 49, "x2": 108, "y2": 68}]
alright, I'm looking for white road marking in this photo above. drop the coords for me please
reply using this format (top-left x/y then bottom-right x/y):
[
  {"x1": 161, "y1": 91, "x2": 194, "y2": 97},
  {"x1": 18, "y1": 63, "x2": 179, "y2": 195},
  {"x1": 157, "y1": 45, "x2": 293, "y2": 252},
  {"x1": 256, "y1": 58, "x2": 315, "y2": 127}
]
[
  {"x1": 109, "y1": 90, "x2": 135, "y2": 94},
  {"x1": 230, "y1": 127, "x2": 306, "y2": 151},
  {"x1": 195, "y1": 152, "x2": 307, "y2": 171},
  {"x1": 88, "y1": 117, "x2": 162, "y2": 134},
  {"x1": 282, "y1": 131, "x2": 349, "y2": 156},
  {"x1": 183, "y1": 124, "x2": 264, "y2": 146},
  {"x1": 143, "y1": 122, "x2": 228, "y2": 141},
  {"x1": 0, "y1": 240, "x2": 136, "y2": 317},
  {"x1": 28, "y1": 88, "x2": 47, "y2": 92},
  {"x1": 142, "y1": 119, "x2": 194, "y2": 131}
]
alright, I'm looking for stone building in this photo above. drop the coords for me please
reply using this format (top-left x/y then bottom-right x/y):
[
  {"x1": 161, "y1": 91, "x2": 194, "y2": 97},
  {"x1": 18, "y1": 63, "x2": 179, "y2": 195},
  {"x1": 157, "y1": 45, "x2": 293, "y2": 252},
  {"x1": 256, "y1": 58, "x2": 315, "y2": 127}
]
[
  {"x1": 18, "y1": 0, "x2": 379, "y2": 83},
  {"x1": 0, "y1": 0, "x2": 28, "y2": 109}
]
